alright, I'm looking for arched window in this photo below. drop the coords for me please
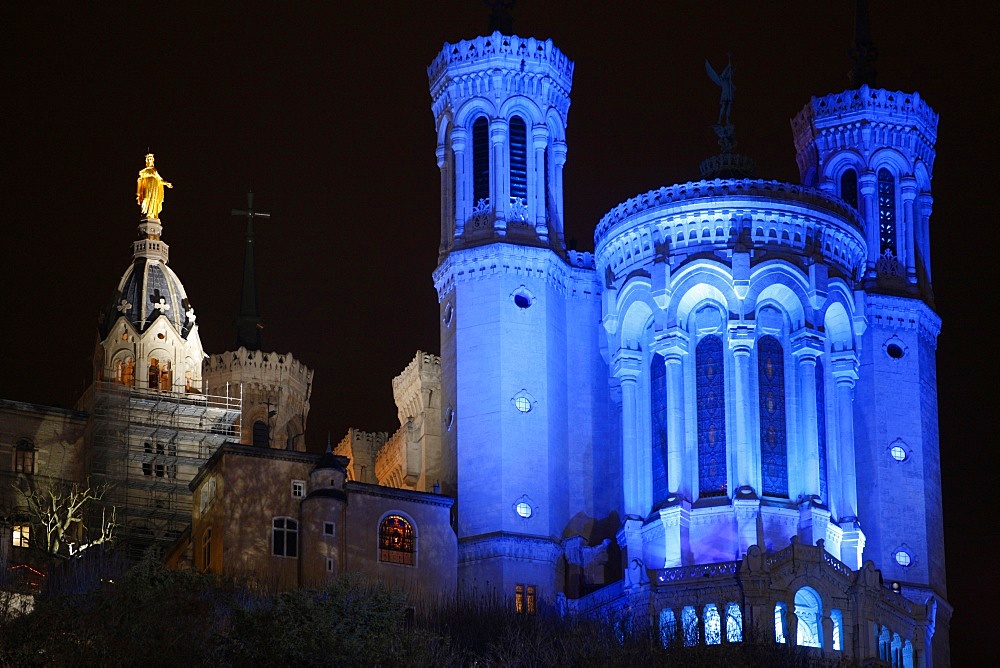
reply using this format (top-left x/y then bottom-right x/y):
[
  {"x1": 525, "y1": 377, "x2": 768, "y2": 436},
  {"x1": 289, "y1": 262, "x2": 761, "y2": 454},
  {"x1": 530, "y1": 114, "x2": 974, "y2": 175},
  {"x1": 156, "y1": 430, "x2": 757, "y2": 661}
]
[
  {"x1": 726, "y1": 602, "x2": 743, "y2": 642},
  {"x1": 509, "y1": 115, "x2": 527, "y2": 203},
  {"x1": 379, "y1": 514, "x2": 415, "y2": 565},
  {"x1": 148, "y1": 358, "x2": 160, "y2": 389},
  {"x1": 659, "y1": 608, "x2": 677, "y2": 647},
  {"x1": 878, "y1": 167, "x2": 897, "y2": 255},
  {"x1": 272, "y1": 517, "x2": 298, "y2": 557},
  {"x1": 696, "y1": 335, "x2": 727, "y2": 498},
  {"x1": 472, "y1": 117, "x2": 490, "y2": 205},
  {"x1": 14, "y1": 438, "x2": 34, "y2": 474},
  {"x1": 681, "y1": 606, "x2": 699, "y2": 646},
  {"x1": 758, "y1": 335, "x2": 788, "y2": 498},
  {"x1": 840, "y1": 168, "x2": 858, "y2": 209},
  {"x1": 252, "y1": 420, "x2": 269, "y2": 448},
  {"x1": 650, "y1": 353, "x2": 668, "y2": 505},
  {"x1": 816, "y1": 358, "x2": 829, "y2": 503},
  {"x1": 794, "y1": 587, "x2": 823, "y2": 648},
  {"x1": 703, "y1": 604, "x2": 721, "y2": 645},
  {"x1": 775, "y1": 602, "x2": 788, "y2": 643}
]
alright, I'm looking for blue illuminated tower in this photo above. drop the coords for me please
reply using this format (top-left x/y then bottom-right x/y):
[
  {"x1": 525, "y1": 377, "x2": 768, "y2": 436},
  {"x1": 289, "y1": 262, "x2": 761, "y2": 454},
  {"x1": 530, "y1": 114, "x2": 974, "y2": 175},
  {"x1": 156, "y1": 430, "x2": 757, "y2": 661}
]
[
  {"x1": 793, "y1": 75, "x2": 947, "y2": 660},
  {"x1": 430, "y1": 32, "x2": 614, "y2": 600}
]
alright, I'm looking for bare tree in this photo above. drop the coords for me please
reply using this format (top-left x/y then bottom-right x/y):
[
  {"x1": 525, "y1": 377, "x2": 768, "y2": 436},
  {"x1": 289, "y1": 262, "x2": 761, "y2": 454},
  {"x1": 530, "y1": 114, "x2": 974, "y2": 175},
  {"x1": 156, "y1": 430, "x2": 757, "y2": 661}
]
[{"x1": 13, "y1": 481, "x2": 116, "y2": 558}]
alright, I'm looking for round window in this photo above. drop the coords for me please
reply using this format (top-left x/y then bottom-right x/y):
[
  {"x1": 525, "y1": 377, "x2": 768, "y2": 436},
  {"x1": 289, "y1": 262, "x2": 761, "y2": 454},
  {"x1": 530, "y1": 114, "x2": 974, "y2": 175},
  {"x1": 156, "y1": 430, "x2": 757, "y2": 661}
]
[
  {"x1": 513, "y1": 293, "x2": 532, "y2": 309},
  {"x1": 886, "y1": 343, "x2": 904, "y2": 359},
  {"x1": 515, "y1": 501, "x2": 533, "y2": 518},
  {"x1": 894, "y1": 550, "x2": 912, "y2": 567},
  {"x1": 514, "y1": 396, "x2": 531, "y2": 413},
  {"x1": 890, "y1": 445, "x2": 907, "y2": 462}
]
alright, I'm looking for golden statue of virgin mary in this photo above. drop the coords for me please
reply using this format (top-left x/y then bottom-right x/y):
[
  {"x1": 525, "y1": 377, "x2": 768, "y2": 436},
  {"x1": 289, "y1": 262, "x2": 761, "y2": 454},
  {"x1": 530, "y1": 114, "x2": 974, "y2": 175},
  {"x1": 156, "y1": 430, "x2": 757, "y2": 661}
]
[{"x1": 136, "y1": 153, "x2": 173, "y2": 219}]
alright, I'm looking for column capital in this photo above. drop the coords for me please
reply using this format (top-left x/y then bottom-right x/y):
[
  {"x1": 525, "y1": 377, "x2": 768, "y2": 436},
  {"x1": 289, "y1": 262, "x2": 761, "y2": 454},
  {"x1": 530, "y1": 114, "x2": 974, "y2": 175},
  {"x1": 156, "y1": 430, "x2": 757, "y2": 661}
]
[
  {"x1": 650, "y1": 328, "x2": 689, "y2": 359},
  {"x1": 612, "y1": 349, "x2": 643, "y2": 380},
  {"x1": 728, "y1": 322, "x2": 755, "y2": 353},
  {"x1": 829, "y1": 352, "x2": 859, "y2": 383},
  {"x1": 489, "y1": 119, "x2": 507, "y2": 143},
  {"x1": 450, "y1": 126, "x2": 467, "y2": 150},
  {"x1": 531, "y1": 124, "x2": 549, "y2": 147},
  {"x1": 790, "y1": 330, "x2": 824, "y2": 360},
  {"x1": 435, "y1": 146, "x2": 447, "y2": 168},
  {"x1": 858, "y1": 170, "x2": 877, "y2": 193},
  {"x1": 551, "y1": 140, "x2": 568, "y2": 164},
  {"x1": 917, "y1": 191, "x2": 934, "y2": 213}
]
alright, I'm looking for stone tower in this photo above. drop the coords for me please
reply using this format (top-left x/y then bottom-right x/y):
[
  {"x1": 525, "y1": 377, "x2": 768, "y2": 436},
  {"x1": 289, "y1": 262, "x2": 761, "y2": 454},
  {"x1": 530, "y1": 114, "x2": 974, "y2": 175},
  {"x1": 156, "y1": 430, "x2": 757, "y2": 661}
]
[
  {"x1": 793, "y1": 85, "x2": 946, "y2": 662},
  {"x1": 429, "y1": 32, "x2": 614, "y2": 600}
]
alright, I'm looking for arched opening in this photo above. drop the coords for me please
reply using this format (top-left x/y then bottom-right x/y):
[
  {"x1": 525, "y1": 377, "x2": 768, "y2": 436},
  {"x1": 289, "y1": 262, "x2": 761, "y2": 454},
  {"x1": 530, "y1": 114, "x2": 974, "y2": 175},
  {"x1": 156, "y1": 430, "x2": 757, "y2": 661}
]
[
  {"x1": 379, "y1": 514, "x2": 415, "y2": 565},
  {"x1": 775, "y1": 602, "x2": 788, "y2": 643},
  {"x1": 472, "y1": 116, "x2": 490, "y2": 206},
  {"x1": 252, "y1": 420, "x2": 269, "y2": 448},
  {"x1": 758, "y1": 335, "x2": 788, "y2": 498},
  {"x1": 831, "y1": 608, "x2": 843, "y2": 651},
  {"x1": 659, "y1": 608, "x2": 676, "y2": 647},
  {"x1": 650, "y1": 353, "x2": 668, "y2": 505},
  {"x1": 696, "y1": 335, "x2": 727, "y2": 498},
  {"x1": 509, "y1": 115, "x2": 527, "y2": 205},
  {"x1": 794, "y1": 587, "x2": 823, "y2": 648},
  {"x1": 681, "y1": 606, "x2": 699, "y2": 646},
  {"x1": 703, "y1": 604, "x2": 721, "y2": 645},
  {"x1": 816, "y1": 358, "x2": 829, "y2": 503},
  {"x1": 726, "y1": 602, "x2": 743, "y2": 642},
  {"x1": 878, "y1": 167, "x2": 897, "y2": 256},
  {"x1": 840, "y1": 168, "x2": 858, "y2": 209}
]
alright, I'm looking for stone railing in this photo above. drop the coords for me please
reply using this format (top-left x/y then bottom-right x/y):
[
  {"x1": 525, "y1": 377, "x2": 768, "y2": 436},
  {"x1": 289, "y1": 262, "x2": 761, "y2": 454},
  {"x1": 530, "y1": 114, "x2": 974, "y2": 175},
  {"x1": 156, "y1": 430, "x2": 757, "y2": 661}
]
[
  {"x1": 653, "y1": 560, "x2": 740, "y2": 584},
  {"x1": 428, "y1": 31, "x2": 574, "y2": 88},
  {"x1": 594, "y1": 178, "x2": 861, "y2": 245},
  {"x1": 792, "y1": 85, "x2": 938, "y2": 139}
]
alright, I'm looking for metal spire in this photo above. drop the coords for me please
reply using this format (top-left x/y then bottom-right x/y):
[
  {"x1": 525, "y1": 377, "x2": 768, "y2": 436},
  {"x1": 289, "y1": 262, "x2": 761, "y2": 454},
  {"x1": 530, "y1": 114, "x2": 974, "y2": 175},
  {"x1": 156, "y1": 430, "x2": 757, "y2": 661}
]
[{"x1": 232, "y1": 191, "x2": 270, "y2": 350}]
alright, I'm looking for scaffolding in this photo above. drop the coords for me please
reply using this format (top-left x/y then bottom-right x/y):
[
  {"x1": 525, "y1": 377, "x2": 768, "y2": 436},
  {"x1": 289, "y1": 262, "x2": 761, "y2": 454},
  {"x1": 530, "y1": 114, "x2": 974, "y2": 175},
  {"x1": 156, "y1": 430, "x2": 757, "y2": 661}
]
[{"x1": 87, "y1": 381, "x2": 241, "y2": 560}]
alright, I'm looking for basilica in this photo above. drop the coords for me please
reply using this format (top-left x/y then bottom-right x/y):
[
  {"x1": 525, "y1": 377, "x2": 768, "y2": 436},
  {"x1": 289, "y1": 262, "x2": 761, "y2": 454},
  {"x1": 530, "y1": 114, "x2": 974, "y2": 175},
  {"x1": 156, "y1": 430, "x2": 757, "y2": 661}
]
[{"x1": 1, "y1": 16, "x2": 948, "y2": 668}]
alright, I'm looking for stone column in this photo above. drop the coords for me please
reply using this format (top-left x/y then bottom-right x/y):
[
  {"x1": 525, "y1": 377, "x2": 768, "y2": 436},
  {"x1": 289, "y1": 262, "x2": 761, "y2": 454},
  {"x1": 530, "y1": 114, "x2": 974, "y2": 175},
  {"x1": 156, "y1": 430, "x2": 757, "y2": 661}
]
[
  {"x1": 657, "y1": 329, "x2": 689, "y2": 496},
  {"x1": 552, "y1": 140, "x2": 567, "y2": 236},
  {"x1": 451, "y1": 127, "x2": 467, "y2": 237},
  {"x1": 614, "y1": 350, "x2": 645, "y2": 517},
  {"x1": 859, "y1": 171, "x2": 878, "y2": 277},
  {"x1": 531, "y1": 125, "x2": 549, "y2": 240},
  {"x1": 729, "y1": 322, "x2": 756, "y2": 490},
  {"x1": 830, "y1": 352, "x2": 859, "y2": 521},
  {"x1": 490, "y1": 119, "x2": 508, "y2": 234},
  {"x1": 437, "y1": 146, "x2": 451, "y2": 253},
  {"x1": 791, "y1": 330, "x2": 824, "y2": 498},
  {"x1": 901, "y1": 176, "x2": 918, "y2": 283}
]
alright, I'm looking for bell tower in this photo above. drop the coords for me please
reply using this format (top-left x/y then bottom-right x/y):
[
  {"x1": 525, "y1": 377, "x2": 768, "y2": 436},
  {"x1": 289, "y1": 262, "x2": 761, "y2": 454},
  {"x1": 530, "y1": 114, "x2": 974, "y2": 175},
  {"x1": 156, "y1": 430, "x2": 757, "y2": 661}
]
[
  {"x1": 790, "y1": 6, "x2": 948, "y2": 662},
  {"x1": 431, "y1": 30, "x2": 613, "y2": 602}
]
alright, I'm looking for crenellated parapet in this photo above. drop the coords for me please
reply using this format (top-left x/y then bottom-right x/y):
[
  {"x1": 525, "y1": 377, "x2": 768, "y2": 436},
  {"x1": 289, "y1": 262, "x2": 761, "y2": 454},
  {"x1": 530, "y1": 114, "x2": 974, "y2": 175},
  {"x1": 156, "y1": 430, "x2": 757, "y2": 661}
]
[
  {"x1": 428, "y1": 32, "x2": 573, "y2": 112},
  {"x1": 792, "y1": 86, "x2": 938, "y2": 166},
  {"x1": 203, "y1": 348, "x2": 313, "y2": 451},
  {"x1": 333, "y1": 428, "x2": 388, "y2": 484}
]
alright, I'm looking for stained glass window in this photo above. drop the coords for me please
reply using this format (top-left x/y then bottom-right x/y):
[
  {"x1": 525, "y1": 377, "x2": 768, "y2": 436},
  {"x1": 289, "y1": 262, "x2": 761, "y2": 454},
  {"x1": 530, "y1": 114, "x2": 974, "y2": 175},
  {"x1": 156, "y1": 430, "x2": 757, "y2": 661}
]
[
  {"x1": 650, "y1": 353, "x2": 669, "y2": 505},
  {"x1": 758, "y1": 335, "x2": 788, "y2": 498},
  {"x1": 696, "y1": 336, "x2": 727, "y2": 498},
  {"x1": 509, "y1": 116, "x2": 527, "y2": 202},
  {"x1": 726, "y1": 602, "x2": 743, "y2": 642},
  {"x1": 472, "y1": 117, "x2": 490, "y2": 205},
  {"x1": 840, "y1": 168, "x2": 858, "y2": 209},
  {"x1": 379, "y1": 514, "x2": 415, "y2": 565},
  {"x1": 794, "y1": 587, "x2": 823, "y2": 648},
  {"x1": 878, "y1": 167, "x2": 896, "y2": 255},
  {"x1": 816, "y1": 358, "x2": 828, "y2": 503},
  {"x1": 704, "y1": 604, "x2": 721, "y2": 645},
  {"x1": 775, "y1": 602, "x2": 787, "y2": 644},
  {"x1": 681, "y1": 606, "x2": 699, "y2": 646},
  {"x1": 659, "y1": 608, "x2": 677, "y2": 647}
]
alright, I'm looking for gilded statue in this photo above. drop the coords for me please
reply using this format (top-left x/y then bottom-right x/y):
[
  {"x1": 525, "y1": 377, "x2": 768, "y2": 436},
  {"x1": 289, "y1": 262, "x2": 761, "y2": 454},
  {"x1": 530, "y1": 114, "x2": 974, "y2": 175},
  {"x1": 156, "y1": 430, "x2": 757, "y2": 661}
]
[{"x1": 136, "y1": 153, "x2": 173, "y2": 219}]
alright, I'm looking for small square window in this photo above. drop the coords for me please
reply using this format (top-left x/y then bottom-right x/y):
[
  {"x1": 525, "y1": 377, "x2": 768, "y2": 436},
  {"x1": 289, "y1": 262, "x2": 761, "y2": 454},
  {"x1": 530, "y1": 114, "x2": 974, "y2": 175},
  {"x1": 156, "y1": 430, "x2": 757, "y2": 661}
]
[
  {"x1": 291, "y1": 480, "x2": 305, "y2": 498},
  {"x1": 324, "y1": 522, "x2": 335, "y2": 537},
  {"x1": 13, "y1": 524, "x2": 30, "y2": 548}
]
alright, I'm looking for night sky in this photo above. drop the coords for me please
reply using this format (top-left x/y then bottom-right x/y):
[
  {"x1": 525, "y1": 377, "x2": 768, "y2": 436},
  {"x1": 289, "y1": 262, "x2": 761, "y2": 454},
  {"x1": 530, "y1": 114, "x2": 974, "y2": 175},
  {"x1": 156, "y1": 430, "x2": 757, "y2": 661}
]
[{"x1": 5, "y1": 2, "x2": 995, "y2": 661}]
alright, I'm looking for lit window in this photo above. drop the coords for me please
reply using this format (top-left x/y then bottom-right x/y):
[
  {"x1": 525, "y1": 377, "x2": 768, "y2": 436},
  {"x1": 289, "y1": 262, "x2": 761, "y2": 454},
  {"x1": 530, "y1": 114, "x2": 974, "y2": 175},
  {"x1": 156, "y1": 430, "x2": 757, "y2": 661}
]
[
  {"x1": 13, "y1": 524, "x2": 30, "y2": 548},
  {"x1": 794, "y1": 587, "x2": 823, "y2": 648},
  {"x1": 526, "y1": 585, "x2": 537, "y2": 614},
  {"x1": 14, "y1": 438, "x2": 35, "y2": 474},
  {"x1": 514, "y1": 584, "x2": 537, "y2": 614},
  {"x1": 324, "y1": 522, "x2": 335, "y2": 537},
  {"x1": 202, "y1": 528, "x2": 212, "y2": 569},
  {"x1": 878, "y1": 167, "x2": 896, "y2": 256},
  {"x1": 272, "y1": 517, "x2": 298, "y2": 558},
  {"x1": 831, "y1": 609, "x2": 844, "y2": 651},
  {"x1": 379, "y1": 514, "x2": 415, "y2": 565},
  {"x1": 726, "y1": 602, "x2": 743, "y2": 643},
  {"x1": 775, "y1": 602, "x2": 788, "y2": 644},
  {"x1": 894, "y1": 550, "x2": 912, "y2": 567},
  {"x1": 704, "y1": 604, "x2": 721, "y2": 645},
  {"x1": 511, "y1": 391, "x2": 535, "y2": 413},
  {"x1": 891, "y1": 445, "x2": 908, "y2": 462},
  {"x1": 514, "y1": 501, "x2": 532, "y2": 518},
  {"x1": 291, "y1": 480, "x2": 305, "y2": 498},
  {"x1": 515, "y1": 584, "x2": 524, "y2": 613}
]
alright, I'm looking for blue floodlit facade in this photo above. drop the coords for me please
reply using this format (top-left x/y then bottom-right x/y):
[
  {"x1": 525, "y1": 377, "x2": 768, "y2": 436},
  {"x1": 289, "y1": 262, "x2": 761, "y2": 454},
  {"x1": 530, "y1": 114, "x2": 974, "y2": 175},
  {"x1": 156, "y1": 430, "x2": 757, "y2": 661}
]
[{"x1": 430, "y1": 30, "x2": 948, "y2": 665}]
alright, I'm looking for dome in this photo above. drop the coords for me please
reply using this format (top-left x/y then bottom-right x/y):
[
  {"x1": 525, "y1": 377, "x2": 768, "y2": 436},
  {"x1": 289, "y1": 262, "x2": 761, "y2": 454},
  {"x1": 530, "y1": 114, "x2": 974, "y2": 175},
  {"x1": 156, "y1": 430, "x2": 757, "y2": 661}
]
[{"x1": 101, "y1": 257, "x2": 195, "y2": 339}]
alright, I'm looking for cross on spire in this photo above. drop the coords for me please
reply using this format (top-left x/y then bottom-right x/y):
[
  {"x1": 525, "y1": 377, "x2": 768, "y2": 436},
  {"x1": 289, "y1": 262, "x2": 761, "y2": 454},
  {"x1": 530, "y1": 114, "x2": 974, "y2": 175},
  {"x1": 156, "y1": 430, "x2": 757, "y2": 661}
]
[{"x1": 232, "y1": 191, "x2": 271, "y2": 351}]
